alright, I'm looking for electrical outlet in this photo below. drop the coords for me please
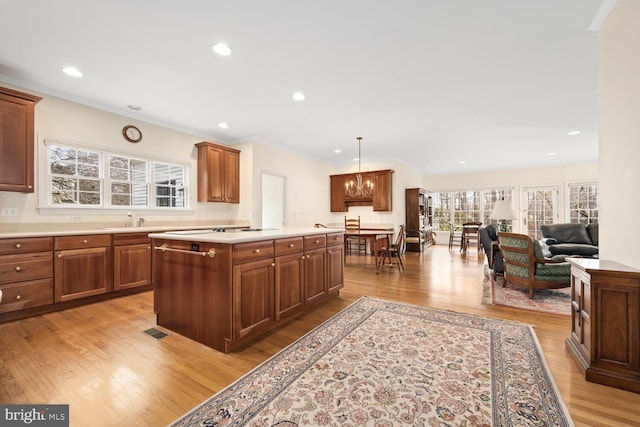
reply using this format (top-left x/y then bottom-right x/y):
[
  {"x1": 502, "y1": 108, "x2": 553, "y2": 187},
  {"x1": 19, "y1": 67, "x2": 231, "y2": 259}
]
[
  {"x1": 0, "y1": 208, "x2": 17, "y2": 216},
  {"x1": 71, "y1": 216, "x2": 82, "y2": 221}
]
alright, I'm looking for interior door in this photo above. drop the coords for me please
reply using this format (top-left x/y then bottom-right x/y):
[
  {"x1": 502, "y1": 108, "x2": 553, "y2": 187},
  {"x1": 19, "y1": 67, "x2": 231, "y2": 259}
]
[
  {"x1": 261, "y1": 173, "x2": 285, "y2": 229},
  {"x1": 522, "y1": 186, "x2": 558, "y2": 239}
]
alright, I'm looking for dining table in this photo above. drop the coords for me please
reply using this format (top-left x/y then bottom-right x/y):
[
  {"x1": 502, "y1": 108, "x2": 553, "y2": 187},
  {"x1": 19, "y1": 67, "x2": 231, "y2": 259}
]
[{"x1": 343, "y1": 228, "x2": 395, "y2": 257}]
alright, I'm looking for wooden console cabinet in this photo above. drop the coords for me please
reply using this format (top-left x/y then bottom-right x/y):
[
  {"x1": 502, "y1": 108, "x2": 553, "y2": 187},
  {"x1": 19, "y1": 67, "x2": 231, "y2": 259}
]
[
  {"x1": 0, "y1": 86, "x2": 42, "y2": 193},
  {"x1": 565, "y1": 258, "x2": 640, "y2": 393}
]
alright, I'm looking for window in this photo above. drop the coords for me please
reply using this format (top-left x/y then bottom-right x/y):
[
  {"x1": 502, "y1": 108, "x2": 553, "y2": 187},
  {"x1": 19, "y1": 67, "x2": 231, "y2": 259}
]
[
  {"x1": 568, "y1": 183, "x2": 598, "y2": 224},
  {"x1": 432, "y1": 188, "x2": 514, "y2": 231},
  {"x1": 44, "y1": 140, "x2": 188, "y2": 210}
]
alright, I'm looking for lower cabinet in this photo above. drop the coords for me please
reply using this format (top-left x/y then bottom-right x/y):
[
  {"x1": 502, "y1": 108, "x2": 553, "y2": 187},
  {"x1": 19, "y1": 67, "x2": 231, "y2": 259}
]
[
  {"x1": 113, "y1": 233, "x2": 151, "y2": 291},
  {"x1": 327, "y1": 233, "x2": 344, "y2": 293},
  {"x1": 304, "y1": 249, "x2": 326, "y2": 306},
  {"x1": 54, "y1": 234, "x2": 112, "y2": 303},
  {"x1": 274, "y1": 251, "x2": 305, "y2": 322},
  {"x1": 232, "y1": 258, "x2": 275, "y2": 341}
]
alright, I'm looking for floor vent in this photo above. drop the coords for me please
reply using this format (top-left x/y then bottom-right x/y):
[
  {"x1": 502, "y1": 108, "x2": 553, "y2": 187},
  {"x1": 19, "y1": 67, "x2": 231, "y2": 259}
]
[{"x1": 143, "y1": 327, "x2": 169, "y2": 340}]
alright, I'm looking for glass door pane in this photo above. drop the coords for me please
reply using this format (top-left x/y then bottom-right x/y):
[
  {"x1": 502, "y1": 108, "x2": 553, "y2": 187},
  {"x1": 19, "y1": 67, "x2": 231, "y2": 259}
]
[{"x1": 522, "y1": 186, "x2": 557, "y2": 239}]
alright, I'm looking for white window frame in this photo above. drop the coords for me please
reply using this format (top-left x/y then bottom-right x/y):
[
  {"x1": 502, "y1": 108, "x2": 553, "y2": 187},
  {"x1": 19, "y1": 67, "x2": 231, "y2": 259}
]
[
  {"x1": 38, "y1": 137, "x2": 193, "y2": 215},
  {"x1": 566, "y1": 181, "x2": 599, "y2": 224},
  {"x1": 432, "y1": 187, "x2": 515, "y2": 232}
]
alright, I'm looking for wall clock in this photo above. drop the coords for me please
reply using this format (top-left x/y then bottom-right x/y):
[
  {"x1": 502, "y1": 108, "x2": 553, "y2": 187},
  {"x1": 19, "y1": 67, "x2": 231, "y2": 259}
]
[{"x1": 122, "y1": 125, "x2": 142, "y2": 143}]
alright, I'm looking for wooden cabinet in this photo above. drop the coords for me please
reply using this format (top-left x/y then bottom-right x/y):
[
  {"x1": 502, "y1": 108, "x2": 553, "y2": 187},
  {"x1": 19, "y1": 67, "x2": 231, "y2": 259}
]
[
  {"x1": 0, "y1": 237, "x2": 53, "y2": 314},
  {"x1": 0, "y1": 86, "x2": 41, "y2": 193},
  {"x1": 326, "y1": 233, "x2": 344, "y2": 293},
  {"x1": 405, "y1": 188, "x2": 428, "y2": 252},
  {"x1": 274, "y1": 237, "x2": 304, "y2": 322},
  {"x1": 196, "y1": 141, "x2": 240, "y2": 203},
  {"x1": 330, "y1": 175, "x2": 347, "y2": 212},
  {"x1": 152, "y1": 231, "x2": 344, "y2": 353},
  {"x1": 113, "y1": 233, "x2": 151, "y2": 291},
  {"x1": 330, "y1": 169, "x2": 393, "y2": 212},
  {"x1": 54, "y1": 234, "x2": 112, "y2": 302},
  {"x1": 372, "y1": 170, "x2": 393, "y2": 211},
  {"x1": 566, "y1": 258, "x2": 640, "y2": 393}
]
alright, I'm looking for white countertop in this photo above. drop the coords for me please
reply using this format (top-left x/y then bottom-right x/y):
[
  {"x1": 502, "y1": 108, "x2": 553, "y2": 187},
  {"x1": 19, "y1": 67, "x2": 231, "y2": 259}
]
[
  {"x1": 149, "y1": 227, "x2": 344, "y2": 244},
  {"x1": 0, "y1": 223, "x2": 245, "y2": 239}
]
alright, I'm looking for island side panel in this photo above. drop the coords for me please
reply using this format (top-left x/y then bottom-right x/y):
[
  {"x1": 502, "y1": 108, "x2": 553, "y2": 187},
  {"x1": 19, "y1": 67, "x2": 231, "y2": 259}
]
[{"x1": 152, "y1": 238, "x2": 232, "y2": 352}]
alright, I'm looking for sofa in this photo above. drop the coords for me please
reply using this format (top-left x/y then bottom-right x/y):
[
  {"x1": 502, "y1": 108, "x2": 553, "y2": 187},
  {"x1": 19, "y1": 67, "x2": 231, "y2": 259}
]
[
  {"x1": 479, "y1": 224, "x2": 504, "y2": 276},
  {"x1": 540, "y1": 223, "x2": 598, "y2": 258}
]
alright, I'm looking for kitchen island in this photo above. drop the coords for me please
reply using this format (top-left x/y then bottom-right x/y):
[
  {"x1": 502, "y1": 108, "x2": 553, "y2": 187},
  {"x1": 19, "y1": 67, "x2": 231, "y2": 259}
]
[{"x1": 149, "y1": 227, "x2": 344, "y2": 353}]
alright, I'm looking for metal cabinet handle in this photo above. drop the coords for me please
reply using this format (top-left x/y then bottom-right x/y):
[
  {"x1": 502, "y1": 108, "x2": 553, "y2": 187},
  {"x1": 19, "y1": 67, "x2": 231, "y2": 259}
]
[
  {"x1": 15, "y1": 266, "x2": 21, "y2": 272},
  {"x1": 83, "y1": 239, "x2": 88, "y2": 244},
  {"x1": 288, "y1": 243, "x2": 294, "y2": 248},
  {"x1": 314, "y1": 240, "x2": 319, "y2": 244},
  {"x1": 15, "y1": 243, "x2": 21, "y2": 249},
  {"x1": 154, "y1": 244, "x2": 216, "y2": 258},
  {"x1": 271, "y1": 263, "x2": 275, "y2": 267},
  {"x1": 254, "y1": 249, "x2": 260, "y2": 253},
  {"x1": 328, "y1": 250, "x2": 332, "y2": 254},
  {"x1": 57, "y1": 254, "x2": 62, "y2": 258},
  {"x1": 16, "y1": 295, "x2": 21, "y2": 300}
]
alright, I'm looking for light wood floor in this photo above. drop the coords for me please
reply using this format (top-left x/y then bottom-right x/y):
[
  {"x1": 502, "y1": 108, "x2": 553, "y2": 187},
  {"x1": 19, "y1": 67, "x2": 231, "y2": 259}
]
[{"x1": 1, "y1": 245, "x2": 639, "y2": 426}]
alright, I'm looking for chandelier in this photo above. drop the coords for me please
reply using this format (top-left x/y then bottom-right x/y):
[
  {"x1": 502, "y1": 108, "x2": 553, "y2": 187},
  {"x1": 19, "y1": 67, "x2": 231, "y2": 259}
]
[{"x1": 345, "y1": 137, "x2": 374, "y2": 198}]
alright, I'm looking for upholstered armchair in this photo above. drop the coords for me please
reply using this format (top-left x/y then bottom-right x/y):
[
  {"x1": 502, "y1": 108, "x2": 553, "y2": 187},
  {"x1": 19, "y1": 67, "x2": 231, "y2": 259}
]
[{"x1": 497, "y1": 232, "x2": 571, "y2": 299}]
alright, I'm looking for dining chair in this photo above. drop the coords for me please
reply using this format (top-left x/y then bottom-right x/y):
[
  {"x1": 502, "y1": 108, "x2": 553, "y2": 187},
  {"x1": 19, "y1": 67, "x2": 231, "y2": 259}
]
[
  {"x1": 376, "y1": 224, "x2": 405, "y2": 273},
  {"x1": 461, "y1": 221, "x2": 482, "y2": 253},
  {"x1": 344, "y1": 216, "x2": 366, "y2": 254},
  {"x1": 448, "y1": 222, "x2": 464, "y2": 251}
]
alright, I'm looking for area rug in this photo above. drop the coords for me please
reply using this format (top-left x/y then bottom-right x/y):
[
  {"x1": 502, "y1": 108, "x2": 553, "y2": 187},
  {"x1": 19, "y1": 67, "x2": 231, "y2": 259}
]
[
  {"x1": 482, "y1": 266, "x2": 571, "y2": 316},
  {"x1": 170, "y1": 297, "x2": 573, "y2": 426}
]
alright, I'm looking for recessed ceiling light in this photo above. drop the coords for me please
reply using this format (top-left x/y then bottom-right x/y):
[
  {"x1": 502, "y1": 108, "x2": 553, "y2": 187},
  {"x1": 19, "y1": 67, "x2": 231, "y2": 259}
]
[
  {"x1": 127, "y1": 104, "x2": 142, "y2": 111},
  {"x1": 459, "y1": 161, "x2": 466, "y2": 165},
  {"x1": 292, "y1": 92, "x2": 305, "y2": 101},
  {"x1": 353, "y1": 157, "x2": 359, "y2": 162},
  {"x1": 548, "y1": 152, "x2": 557, "y2": 156},
  {"x1": 62, "y1": 66, "x2": 83, "y2": 78},
  {"x1": 212, "y1": 43, "x2": 232, "y2": 56},
  {"x1": 218, "y1": 122, "x2": 229, "y2": 129},
  {"x1": 568, "y1": 130, "x2": 581, "y2": 136},
  {"x1": 334, "y1": 149, "x2": 342, "y2": 154}
]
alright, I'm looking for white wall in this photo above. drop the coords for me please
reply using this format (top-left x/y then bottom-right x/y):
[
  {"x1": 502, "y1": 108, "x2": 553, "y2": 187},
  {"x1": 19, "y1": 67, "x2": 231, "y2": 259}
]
[
  {"x1": 423, "y1": 162, "x2": 598, "y2": 234},
  {"x1": 598, "y1": 0, "x2": 640, "y2": 268}
]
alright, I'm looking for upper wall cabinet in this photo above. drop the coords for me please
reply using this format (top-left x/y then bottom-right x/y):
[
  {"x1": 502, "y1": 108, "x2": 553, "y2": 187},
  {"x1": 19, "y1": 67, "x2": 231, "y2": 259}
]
[
  {"x1": 329, "y1": 169, "x2": 393, "y2": 212},
  {"x1": 0, "y1": 86, "x2": 41, "y2": 193},
  {"x1": 196, "y1": 141, "x2": 240, "y2": 203}
]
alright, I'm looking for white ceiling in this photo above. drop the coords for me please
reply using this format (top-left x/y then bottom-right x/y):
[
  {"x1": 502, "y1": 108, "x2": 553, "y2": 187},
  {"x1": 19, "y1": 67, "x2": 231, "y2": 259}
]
[{"x1": 0, "y1": 0, "x2": 604, "y2": 176}]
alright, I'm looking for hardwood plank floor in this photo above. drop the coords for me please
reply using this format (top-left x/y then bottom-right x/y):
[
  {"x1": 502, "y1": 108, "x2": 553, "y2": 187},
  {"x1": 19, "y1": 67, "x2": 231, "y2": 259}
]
[{"x1": 1, "y1": 245, "x2": 639, "y2": 426}]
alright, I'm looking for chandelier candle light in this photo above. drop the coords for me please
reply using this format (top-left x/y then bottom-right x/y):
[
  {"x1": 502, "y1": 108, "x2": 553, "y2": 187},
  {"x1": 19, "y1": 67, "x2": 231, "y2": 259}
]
[
  {"x1": 490, "y1": 199, "x2": 516, "y2": 232},
  {"x1": 345, "y1": 137, "x2": 374, "y2": 198}
]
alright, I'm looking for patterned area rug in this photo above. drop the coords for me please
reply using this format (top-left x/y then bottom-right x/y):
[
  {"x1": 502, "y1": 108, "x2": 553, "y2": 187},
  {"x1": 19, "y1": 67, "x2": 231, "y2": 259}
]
[
  {"x1": 171, "y1": 297, "x2": 573, "y2": 426},
  {"x1": 482, "y1": 266, "x2": 571, "y2": 316}
]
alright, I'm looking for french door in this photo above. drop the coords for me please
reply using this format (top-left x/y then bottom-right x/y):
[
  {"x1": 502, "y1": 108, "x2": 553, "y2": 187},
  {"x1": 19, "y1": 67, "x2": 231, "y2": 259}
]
[{"x1": 522, "y1": 186, "x2": 558, "y2": 239}]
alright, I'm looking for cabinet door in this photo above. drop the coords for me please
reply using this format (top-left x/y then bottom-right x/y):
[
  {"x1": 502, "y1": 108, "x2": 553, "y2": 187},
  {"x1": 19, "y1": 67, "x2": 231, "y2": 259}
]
[
  {"x1": 0, "y1": 89, "x2": 40, "y2": 193},
  {"x1": 274, "y1": 253, "x2": 305, "y2": 321},
  {"x1": 223, "y1": 149, "x2": 240, "y2": 203},
  {"x1": 199, "y1": 145, "x2": 225, "y2": 202},
  {"x1": 326, "y1": 245, "x2": 344, "y2": 293},
  {"x1": 232, "y1": 258, "x2": 275, "y2": 341},
  {"x1": 304, "y1": 249, "x2": 326, "y2": 306},
  {"x1": 330, "y1": 175, "x2": 346, "y2": 212},
  {"x1": 55, "y1": 247, "x2": 111, "y2": 302},
  {"x1": 113, "y1": 243, "x2": 151, "y2": 291},
  {"x1": 373, "y1": 170, "x2": 393, "y2": 211}
]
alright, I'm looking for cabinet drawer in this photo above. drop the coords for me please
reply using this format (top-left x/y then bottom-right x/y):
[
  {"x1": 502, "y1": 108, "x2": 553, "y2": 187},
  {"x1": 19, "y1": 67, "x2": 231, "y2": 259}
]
[
  {"x1": 0, "y1": 278, "x2": 53, "y2": 313},
  {"x1": 304, "y1": 234, "x2": 326, "y2": 251},
  {"x1": 326, "y1": 233, "x2": 344, "y2": 247},
  {"x1": 55, "y1": 234, "x2": 112, "y2": 250},
  {"x1": 233, "y1": 240, "x2": 274, "y2": 264},
  {"x1": 275, "y1": 237, "x2": 303, "y2": 256},
  {"x1": 0, "y1": 252, "x2": 53, "y2": 284},
  {"x1": 113, "y1": 232, "x2": 150, "y2": 246},
  {"x1": 0, "y1": 237, "x2": 53, "y2": 255}
]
